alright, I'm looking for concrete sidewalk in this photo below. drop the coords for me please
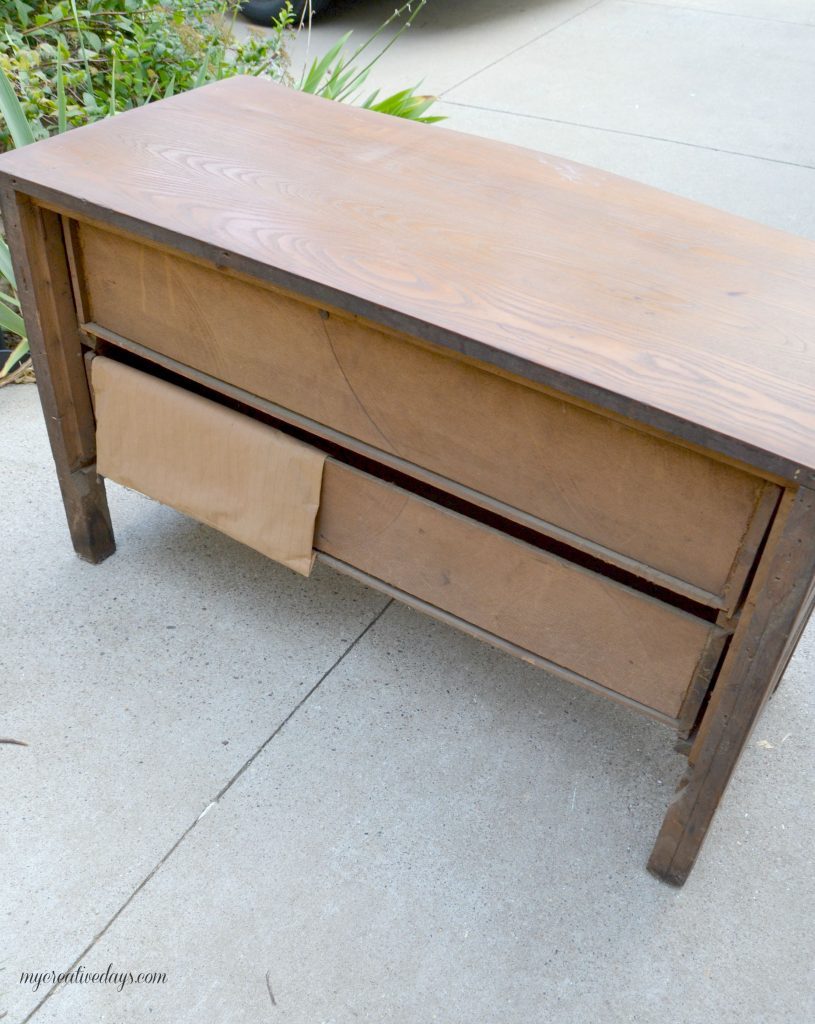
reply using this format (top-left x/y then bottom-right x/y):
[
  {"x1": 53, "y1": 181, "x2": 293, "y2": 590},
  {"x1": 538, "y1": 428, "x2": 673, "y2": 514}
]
[
  {"x1": 3, "y1": 2, "x2": 814, "y2": 1022},
  {"x1": 288, "y1": 0, "x2": 815, "y2": 238}
]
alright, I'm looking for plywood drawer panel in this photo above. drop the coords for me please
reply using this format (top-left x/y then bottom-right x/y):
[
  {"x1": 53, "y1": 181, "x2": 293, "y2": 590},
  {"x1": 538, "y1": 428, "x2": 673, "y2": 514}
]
[
  {"x1": 75, "y1": 222, "x2": 777, "y2": 603},
  {"x1": 315, "y1": 461, "x2": 721, "y2": 720},
  {"x1": 85, "y1": 349, "x2": 717, "y2": 719}
]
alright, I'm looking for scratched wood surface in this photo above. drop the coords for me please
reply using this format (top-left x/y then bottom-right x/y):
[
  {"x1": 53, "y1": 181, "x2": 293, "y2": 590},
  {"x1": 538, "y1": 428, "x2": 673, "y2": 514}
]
[{"x1": 1, "y1": 76, "x2": 815, "y2": 478}]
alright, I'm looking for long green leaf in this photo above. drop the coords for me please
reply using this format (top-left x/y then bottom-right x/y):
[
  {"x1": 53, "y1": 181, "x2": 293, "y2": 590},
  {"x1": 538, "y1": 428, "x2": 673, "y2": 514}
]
[
  {"x1": 0, "y1": 295, "x2": 26, "y2": 339},
  {"x1": 142, "y1": 81, "x2": 159, "y2": 104},
  {"x1": 293, "y1": 2, "x2": 439, "y2": 121},
  {"x1": 0, "y1": 337, "x2": 30, "y2": 377},
  {"x1": 325, "y1": 0, "x2": 427, "y2": 104},
  {"x1": 0, "y1": 67, "x2": 36, "y2": 148},
  {"x1": 194, "y1": 46, "x2": 213, "y2": 88},
  {"x1": 322, "y1": 63, "x2": 365, "y2": 101},
  {"x1": 299, "y1": 34, "x2": 351, "y2": 93},
  {"x1": 0, "y1": 238, "x2": 17, "y2": 289},
  {"x1": 210, "y1": 45, "x2": 225, "y2": 83},
  {"x1": 69, "y1": 0, "x2": 93, "y2": 96},
  {"x1": 13, "y1": 0, "x2": 31, "y2": 30},
  {"x1": 108, "y1": 50, "x2": 116, "y2": 116},
  {"x1": 56, "y1": 51, "x2": 67, "y2": 133},
  {"x1": 363, "y1": 84, "x2": 445, "y2": 123}
]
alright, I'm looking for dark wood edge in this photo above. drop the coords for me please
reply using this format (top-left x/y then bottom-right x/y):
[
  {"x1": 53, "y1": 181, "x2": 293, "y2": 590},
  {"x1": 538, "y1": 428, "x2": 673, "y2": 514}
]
[
  {"x1": 675, "y1": 629, "x2": 729, "y2": 737},
  {"x1": 2, "y1": 177, "x2": 810, "y2": 486},
  {"x1": 673, "y1": 732, "x2": 695, "y2": 757},
  {"x1": 770, "y1": 571, "x2": 815, "y2": 697},
  {"x1": 2, "y1": 192, "x2": 92, "y2": 470},
  {"x1": 0, "y1": 187, "x2": 114, "y2": 563},
  {"x1": 316, "y1": 552, "x2": 682, "y2": 730},
  {"x1": 61, "y1": 215, "x2": 90, "y2": 324},
  {"x1": 82, "y1": 323, "x2": 732, "y2": 615},
  {"x1": 84, "y1": 349, "x2": 96, "y2": 412},
  {"x1": 718, "y1": 481, "x2": 782, "y2": 617},
  {"x1": 648, "y1": 485, "x2": 815, "y2": 885}
]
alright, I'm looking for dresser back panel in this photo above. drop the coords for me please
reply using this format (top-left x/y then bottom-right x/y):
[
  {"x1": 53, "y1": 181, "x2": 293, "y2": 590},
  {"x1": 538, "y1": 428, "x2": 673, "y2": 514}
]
[{"x1": 76, "y1": 221, "x2": 776, "y2": 605}]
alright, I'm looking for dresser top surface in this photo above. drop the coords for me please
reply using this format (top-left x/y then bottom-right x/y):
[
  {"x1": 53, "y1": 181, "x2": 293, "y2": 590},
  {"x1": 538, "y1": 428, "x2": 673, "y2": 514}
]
[{"x1": 2, "y1": 76, "x2": 815, "y2": 480}]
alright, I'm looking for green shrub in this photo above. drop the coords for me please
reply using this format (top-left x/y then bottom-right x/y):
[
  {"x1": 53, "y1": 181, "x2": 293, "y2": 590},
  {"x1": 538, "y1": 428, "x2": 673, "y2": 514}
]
[{"x1": 0, "y1": 0, "x2": 293, "y2": 150}]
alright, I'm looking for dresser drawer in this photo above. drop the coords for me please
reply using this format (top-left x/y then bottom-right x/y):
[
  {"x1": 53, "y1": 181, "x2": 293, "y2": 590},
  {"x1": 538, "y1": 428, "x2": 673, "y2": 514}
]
[
  {"x1": 90, "y1": 350, "x2": 721, "y2": 724},
  {"x1": 316, "y1": 462, "x2": 722, "y2": 721},
  {"x1": 74, "y1": 222, "x2": 777, "y2": 606}
]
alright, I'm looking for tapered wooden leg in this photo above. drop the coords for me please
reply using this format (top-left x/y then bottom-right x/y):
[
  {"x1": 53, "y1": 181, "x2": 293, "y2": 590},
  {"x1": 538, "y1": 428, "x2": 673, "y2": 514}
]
[
  {"x1": 1, "y1": 189, "x2": 114, "y2": 563},
  {"x1": 649, "y1": 487, "x2": 815, "y2": 886}
]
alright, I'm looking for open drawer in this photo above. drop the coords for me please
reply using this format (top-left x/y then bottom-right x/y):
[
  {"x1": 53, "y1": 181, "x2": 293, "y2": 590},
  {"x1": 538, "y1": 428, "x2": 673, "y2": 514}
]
[{"x1": 91, "y1": 355, "x2": 725, "y2": 727}]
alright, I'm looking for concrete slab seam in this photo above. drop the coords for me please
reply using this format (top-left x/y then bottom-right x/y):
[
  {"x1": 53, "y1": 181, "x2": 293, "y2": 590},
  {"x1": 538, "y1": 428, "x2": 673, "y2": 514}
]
[
  {"x1": 621, "y1": 0, "x2": 815, "y2": 28},
  {"x1": 438, "y1": 0, "x2": 606, "y2": 98},
  {"x1": 441, "y1": 100, "x2": 815, "y2": 171},
  {"x1": 17, "y1": 598, "x2": 394, "y2": 1024}
]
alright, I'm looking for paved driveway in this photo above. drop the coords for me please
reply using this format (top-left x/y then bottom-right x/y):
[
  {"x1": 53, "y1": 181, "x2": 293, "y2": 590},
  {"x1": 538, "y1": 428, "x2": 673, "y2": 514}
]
[
  {"x1": 290, "y1": 0, "x2": 815, "y2": 238},
  {"x1": 2, "y1": 2, "x2": 814, "y2": 1022}
]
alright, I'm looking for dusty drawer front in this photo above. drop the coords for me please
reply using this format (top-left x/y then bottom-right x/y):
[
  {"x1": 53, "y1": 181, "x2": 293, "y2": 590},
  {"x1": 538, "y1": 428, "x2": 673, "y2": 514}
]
[
  {"x1": 90, "y1": 358, "x2": 718, "y2": 721},
  {"x1": 91, "y1": 358, "x2": 325, "y2": 576},
  {"x1": 75, "y1": 222, "x2": 777, "y2": 603},
  {"x1": 315, "y1": 462, "x2": 722, "y2": 721}
]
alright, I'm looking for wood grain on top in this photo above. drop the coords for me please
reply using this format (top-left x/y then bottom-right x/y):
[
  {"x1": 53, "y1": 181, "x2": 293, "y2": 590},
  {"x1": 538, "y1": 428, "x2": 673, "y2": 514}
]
[{"x1": 1, "y1": 76, "x2": 814, "y2": 479}]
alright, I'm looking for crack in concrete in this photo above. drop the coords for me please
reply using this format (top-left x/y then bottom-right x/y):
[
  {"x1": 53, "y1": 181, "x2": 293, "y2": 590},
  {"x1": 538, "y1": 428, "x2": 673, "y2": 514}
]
[
  {"x1": 437, "y1": 100, "x2": 815, "y2": 172},
  {"x1": 622, "y1": 0, "x2": 815, "y2": 28},
  {"x1": 439, "y1": 0, "x2": 606, "y2": 98},
  {"x1": 18, "y1": 598, "x2": 394, "y2": 1024}
]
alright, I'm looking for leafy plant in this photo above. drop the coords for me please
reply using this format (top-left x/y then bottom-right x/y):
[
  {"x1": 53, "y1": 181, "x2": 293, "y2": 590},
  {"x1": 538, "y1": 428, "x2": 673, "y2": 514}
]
[
  {"x1": 0, "y1": 0, "x2": 293, "y2": 148},
  {"x1": 0, "y1": 71, "x2": 30, "y2": 377},
  {"x1": 0, "y1": 238, "x2": 26, "y2": 378},
  {"x1": 298, "y1": 1, "x2": 442, "y2": 123}
]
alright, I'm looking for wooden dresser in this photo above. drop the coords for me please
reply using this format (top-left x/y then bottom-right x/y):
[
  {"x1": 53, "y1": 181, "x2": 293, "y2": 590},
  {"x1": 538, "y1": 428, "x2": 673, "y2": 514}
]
[{"x1": 2, "y1": 77, "x2": 814, "y2": 886}]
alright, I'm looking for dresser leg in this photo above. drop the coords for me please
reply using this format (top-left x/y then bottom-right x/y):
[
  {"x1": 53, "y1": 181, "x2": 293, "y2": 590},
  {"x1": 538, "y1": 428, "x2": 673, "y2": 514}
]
[
  {"x1": 648, "y1": 487, "x2": 815, "y2": 886},
  {"x1": 53, "y1": 463, "x2": 114, "y2": 564},
  {"x1": 0, "y1": 189, "x2": 115, "y2": 564}
]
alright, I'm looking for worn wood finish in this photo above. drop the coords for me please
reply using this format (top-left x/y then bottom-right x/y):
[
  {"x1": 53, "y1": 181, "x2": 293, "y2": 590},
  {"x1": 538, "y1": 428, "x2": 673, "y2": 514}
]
[
  {"x1": 648, "y1": 487, "x2": 815, "y2": 885},
  {"x1": 79, "y1": 323, "x2": 739, "y2": 611},
  {"x1": 4, "y1": 80, "x2": 814, "y2": 887},
  {"x1": 719, "y1": 482, "x2": 781, "y2": 615},
  {"x1": 62, "y1": 215, "x2": 90, "y2": 324},
  {"x1": 316, "y1": 460, "x2": 722, "y2": 719},
  {"x1": 0, "y1": 189, "x2": 114, "y2": 562},
  {"x1": 1, "y1": 78, "x2": 815, "y2": 482},
  {"x1": 675, "y1": 629, "x2": 729, "y2": 737},
  {"x1": 75, "y1": 221, "x2": 776, "y2": 605},
  {"x1": 770, "y1": 574, "x2": 815, "y2": 697}
]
